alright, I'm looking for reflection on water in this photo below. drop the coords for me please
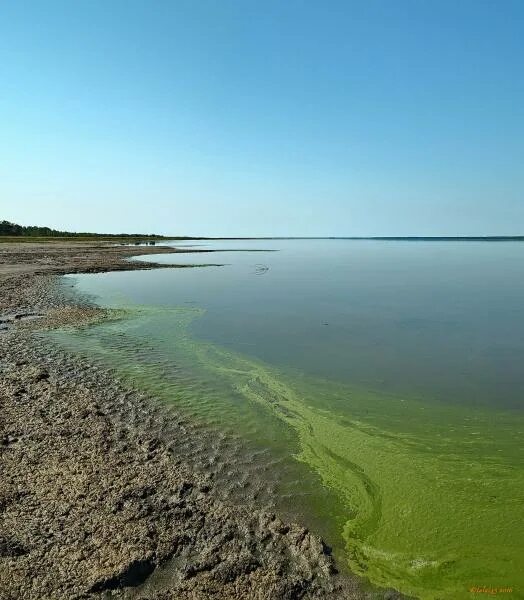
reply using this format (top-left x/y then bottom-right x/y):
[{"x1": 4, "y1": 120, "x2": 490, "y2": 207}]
[{"x1": 50, "y1": 240, "x2": 524, "y2": 599}]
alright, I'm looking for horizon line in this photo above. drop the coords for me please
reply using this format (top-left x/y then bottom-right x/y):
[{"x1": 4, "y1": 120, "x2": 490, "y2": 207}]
[{"x1": 162, "y1": 235, "x2": 524, "y2": 242}]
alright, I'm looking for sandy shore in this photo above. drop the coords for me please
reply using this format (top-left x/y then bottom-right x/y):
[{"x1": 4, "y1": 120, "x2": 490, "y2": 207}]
[{"x1": 0, "y1": 241, "x2": 402, "y2": 599}]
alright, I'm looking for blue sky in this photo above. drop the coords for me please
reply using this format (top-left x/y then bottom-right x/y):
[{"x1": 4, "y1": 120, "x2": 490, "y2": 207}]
[{"x1": 1, "y1": 0, "x2": 523, "y2": 236}]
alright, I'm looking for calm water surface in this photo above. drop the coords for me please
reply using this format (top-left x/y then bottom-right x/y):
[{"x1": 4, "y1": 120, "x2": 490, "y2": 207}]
[{"x1": 51, "y1": 240, "x2": 524, "y2": 599}]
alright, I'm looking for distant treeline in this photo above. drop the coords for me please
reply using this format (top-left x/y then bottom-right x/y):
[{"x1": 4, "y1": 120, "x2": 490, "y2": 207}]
[{"x1": 0, "y1": 220, "x2": 165, "y2": 238}]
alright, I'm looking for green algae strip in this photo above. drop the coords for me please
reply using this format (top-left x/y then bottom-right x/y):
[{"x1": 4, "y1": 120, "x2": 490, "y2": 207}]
[{"x1": 47, "y1": 305, "x2": 524, "y2": 600}]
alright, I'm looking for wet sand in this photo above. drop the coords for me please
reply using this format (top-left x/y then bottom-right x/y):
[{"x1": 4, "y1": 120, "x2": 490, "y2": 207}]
[{"x1": 0, "y1": 241, "x2": 403, "y2": 599}]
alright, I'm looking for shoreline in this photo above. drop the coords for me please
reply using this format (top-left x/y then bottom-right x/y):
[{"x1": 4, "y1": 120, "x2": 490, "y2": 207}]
[{"x1": 0, "y1": 241, "x2": 403, "y2": 599}]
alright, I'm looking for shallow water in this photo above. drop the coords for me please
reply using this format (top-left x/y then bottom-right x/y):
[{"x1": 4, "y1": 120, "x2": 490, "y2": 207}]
[{"x1": 50, "y1": 240, "x2": 524, "y2": 599}]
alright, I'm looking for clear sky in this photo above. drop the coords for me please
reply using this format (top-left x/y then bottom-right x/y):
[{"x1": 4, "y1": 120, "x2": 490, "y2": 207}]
[{"x1": 1, "y1": 1, "x2": 523, "y2": 236}]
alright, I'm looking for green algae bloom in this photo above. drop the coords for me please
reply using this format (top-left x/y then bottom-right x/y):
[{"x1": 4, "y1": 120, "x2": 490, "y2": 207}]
[{"x1": 48, "y1": 304, "x2": 524, "y2": 600}]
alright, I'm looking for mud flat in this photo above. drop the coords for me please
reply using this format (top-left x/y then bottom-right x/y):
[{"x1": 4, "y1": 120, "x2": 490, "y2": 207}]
[{"x1": 0, "y1": 242, "x2": 403, "y2": 599}]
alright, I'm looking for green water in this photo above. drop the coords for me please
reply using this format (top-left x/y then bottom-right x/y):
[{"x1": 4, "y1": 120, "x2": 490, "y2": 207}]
[{"x1": 50, "y1": 240, "x2": 524, "y2": 599}]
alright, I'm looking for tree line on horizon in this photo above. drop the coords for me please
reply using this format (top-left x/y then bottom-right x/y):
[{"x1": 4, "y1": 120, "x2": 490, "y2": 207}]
[{"x1": 0, "y1": 220, "x2": 164, "y2": 238}]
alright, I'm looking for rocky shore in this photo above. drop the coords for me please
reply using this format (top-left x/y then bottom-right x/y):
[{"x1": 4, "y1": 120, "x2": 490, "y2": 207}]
[{"x1": 0, "y1": 242, "x2": 402, "y2": 599}]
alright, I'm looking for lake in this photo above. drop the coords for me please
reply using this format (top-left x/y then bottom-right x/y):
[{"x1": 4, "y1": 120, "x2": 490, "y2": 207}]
[{"x1": 49, "y1": 239, "x2": 524, "y2": 599}]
